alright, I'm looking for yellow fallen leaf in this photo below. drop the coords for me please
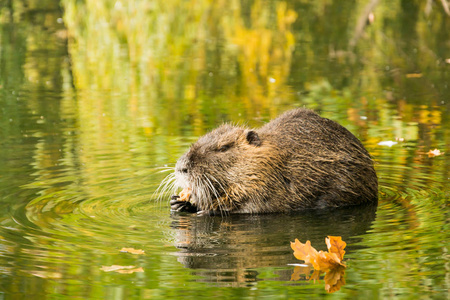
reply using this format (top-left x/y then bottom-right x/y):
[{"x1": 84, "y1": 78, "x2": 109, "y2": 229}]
[
  {"x1": 29, "y1": 270, "x2": 62, "y2": 279},
  {"x1": 311, "y1": 251, "x2": 343, "y2": 273},
  {"x1": 116, "y1": 267, "x2": 144, "y2": 274},
  {"x1": 406, "y1": 73, "x2": 423, "y2": 78},
  {"x1": 290, "y1": 239, "x2": 318, "y2": 264},
  {"x1": 427, "y1": 149, "x2": 444, "y2": 157},
  {"x1": 291, "y1": 238, "x2": 345, "y2": 272},
  {"x1": 120, "y1": 247, "x2": 145, "y2": 255},
  {"x1": 291, "y1": 236, "x2": 347, "y2": 293},
  {"x1": 100, "y1": 265, "x2": 136, "y2": 272},
  {"x1": 325, "y1": 236, "x2": 346, "y2": 261}
]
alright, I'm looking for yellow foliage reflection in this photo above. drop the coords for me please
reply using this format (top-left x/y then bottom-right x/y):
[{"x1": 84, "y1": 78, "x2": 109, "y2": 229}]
[{"x1": 62, "y1": 0, "x2": 297, "y2": 114}]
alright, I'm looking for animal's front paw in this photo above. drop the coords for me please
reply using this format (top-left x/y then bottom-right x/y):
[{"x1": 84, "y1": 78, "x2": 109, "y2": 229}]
[{"x1": 170, "y1": 195, "x2": 199, "y2": 213}]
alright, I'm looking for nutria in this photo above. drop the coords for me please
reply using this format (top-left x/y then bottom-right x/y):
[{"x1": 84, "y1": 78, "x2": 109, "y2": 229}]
[{"x1": 169, "y1": 108, "x2": 377, "y2": 214}]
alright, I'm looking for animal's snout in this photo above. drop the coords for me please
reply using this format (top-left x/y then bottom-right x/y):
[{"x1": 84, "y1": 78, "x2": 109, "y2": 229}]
[{"x1": 174, "y1": 155, "x2": 191, "y2": 189}]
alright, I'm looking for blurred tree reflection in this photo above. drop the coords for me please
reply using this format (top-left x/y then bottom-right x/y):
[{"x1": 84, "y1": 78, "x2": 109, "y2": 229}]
[{"x1": 60, "y1": 0, "x2": 448, "y2": 129}]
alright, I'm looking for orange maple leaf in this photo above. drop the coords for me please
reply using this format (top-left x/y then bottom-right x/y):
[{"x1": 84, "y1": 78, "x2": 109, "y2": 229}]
[
  {"x1": 291, "y1": 237, "x2": 346, "y2": 272},
  {"x1": 325, "y1": 236, "x2": 346, "y2": 261},
  {"x1": 290, "y1": 239, "x2": 318, "y2": 264},
  {"x1": 291, "y1": 236, "x2": 348, "y2": 293},
  {"x1": 311, "y1": 251, "x2": 343, "y2": 272},
  {"x1": 119, "y1": 247, "x2": 145, "y2": 255}
]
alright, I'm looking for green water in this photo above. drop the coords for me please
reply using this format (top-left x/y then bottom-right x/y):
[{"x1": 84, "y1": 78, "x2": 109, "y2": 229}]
[{"x1": 0, "y1": 0, "x2": 448, "y2": 299}]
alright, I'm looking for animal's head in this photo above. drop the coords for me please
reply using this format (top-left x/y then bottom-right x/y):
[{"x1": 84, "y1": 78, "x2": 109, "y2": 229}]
[{"x1": 174, "y1": 124, "x2": 262, "y2": 210}]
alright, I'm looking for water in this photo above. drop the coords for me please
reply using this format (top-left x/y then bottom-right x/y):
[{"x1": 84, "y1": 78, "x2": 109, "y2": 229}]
[{"x1": 0, "y1": 1, "x2": 448, "y2": 299}]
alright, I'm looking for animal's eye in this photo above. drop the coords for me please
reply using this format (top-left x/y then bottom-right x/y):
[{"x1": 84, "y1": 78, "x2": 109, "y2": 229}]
[{"x1": 218, "y1": 143, "x2": 233, "y2": 152}]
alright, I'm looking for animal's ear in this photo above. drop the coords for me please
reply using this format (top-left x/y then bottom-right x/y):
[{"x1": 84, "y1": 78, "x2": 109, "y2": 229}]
[{"x1": 246, "y1": 130, "x2": 261, "y2": 146}]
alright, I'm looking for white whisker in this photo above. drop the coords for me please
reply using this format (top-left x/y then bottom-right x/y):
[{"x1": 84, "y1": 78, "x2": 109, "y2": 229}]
[
  {"x1": 154, "y1": 172, "x2": 176, "y2": 202},
  {"x1": 204, "y1": 174, "x2": 228, "y2": 216}
]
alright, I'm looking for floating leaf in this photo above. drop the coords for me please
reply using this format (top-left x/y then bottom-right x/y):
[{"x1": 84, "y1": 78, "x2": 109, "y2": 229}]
[
  {"x1": 378, "y1": 141, "x2": 397, "y2": 147},
  {"x1": 290, "y1": 236, "x2": 347, "y2": 293},
  {"x1": 427, "y1": 149, "x2": 444, "y2": 157},
  {"x1": 100, "y1": 265, "x2": 144, "y2": 274},
  {"x1": 116, "y1": 267, "x2": 144, "y2": 274},
  {"x1": 29, "y1": 270, "x2": 62, "y2": 279},
  {"x1": 290, "y1": 239, "x2": 318, "y2": 264},
  {"x1": 406, "y1": 73, "x2": 423, "y2": 78},
  {"x1": 120, "y1": 247, "x2": 145, "y2": 255},
  {"x1": 311, "y1": 251, "x2": 343, "y2": 272},
  {"x1": 325, "y1": 236, "x2": 346, "y2": 261}
]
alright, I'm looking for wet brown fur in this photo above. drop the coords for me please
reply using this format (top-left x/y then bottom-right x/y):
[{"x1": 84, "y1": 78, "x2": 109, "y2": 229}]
[{"x1": 173, "y1": 108, "x2": 378, "y2": 214}]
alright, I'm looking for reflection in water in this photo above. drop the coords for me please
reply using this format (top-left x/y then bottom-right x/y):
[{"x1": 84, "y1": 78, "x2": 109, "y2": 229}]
[{"x1": 170, "y1": 204, "x2": 376, "y2": 286}]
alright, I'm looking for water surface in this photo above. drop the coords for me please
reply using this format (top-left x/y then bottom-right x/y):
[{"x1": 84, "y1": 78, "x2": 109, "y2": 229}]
[{"x1": 0, "y1": 1, "x2": 448, "y2": 299}]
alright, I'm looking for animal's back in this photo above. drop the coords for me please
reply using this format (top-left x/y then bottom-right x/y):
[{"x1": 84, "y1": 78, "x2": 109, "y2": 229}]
[{"x1": 259, "y1": 108, "x2": 377, "y2": 209}]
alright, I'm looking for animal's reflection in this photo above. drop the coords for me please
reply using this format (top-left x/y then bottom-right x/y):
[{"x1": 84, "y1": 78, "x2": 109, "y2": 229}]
[{"x1": 170, "y1": 204, "x2": 377, "y2": 286}]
